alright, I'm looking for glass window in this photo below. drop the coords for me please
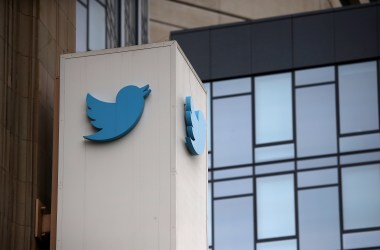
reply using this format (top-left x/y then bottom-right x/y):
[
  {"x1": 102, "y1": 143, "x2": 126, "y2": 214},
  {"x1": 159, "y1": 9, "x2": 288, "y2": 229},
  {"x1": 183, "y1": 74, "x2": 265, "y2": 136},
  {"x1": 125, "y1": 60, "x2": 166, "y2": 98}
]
[
  {"x1": 76, "y1": 2, "x2": 87, "y2": 52},
  {"x1": 89, "y1": 0, "x2": 106, "y2": 50},
  {"x1": 343, "y1": 230, "x2": 380, "y2": 249},
  {"x1": 298, "y1": 187, "x2": 341, "y2": 250},
  {"x1": 296, "y1": 84, "x2": 337, "y2": 157},
  {"x1": 340, "y1": 151, "x2": 380, "y2": 165},
  {"x1": 342, "y1": 164, "x2": 380, "y2": 230},
  {"x1": 339, "y1": 133, "x2": 380, "y2": 152},
  {"x1": 214, "y1": 178, "x2": 252, "y2": 197},
  {"x1": 297, "y1": 168, "x2": 338, "y2": 188},
  {"x1": 339, "y1": 61, "x2": 379, "y2": 133},
  {"x1": 208, "y1": 183, "x2": 212, "y2": 246},
  {"x1": 204, "y1": 83, "x2": 211, "y2": 151},
  {"x1": 213, "y1": 78, "x2": 251, "y2": 97},
  {"x1": 255, "y1": 161, "x2": 294, "y2": 175},
  {"x1": 255, "y1": 73, "x2": 293, "y2": 144},
  {"x1": 257, "y1": 240, "x2": 297, "y2": 250},
  {"x1": 213, "y1": 96, "x2": 252, "y2": 167},
  {"x1": 214, "y1": 167, "x2": 252, "y2": 179},
  {"x1": 257, "y1": 174, "x2": 295, "y2": 239},
  {"x1": 255, "y1": 143, "x2": 294, "y2": 163},
  {"x1": 295, "y1": 66, "x2": 335, "y2": 86},
  {"x1": 297, "y1": 157, "x2": 337, "y2": 170},
  {"x1": 214, "y1": 197, "x2": 254, "y2": 250}
]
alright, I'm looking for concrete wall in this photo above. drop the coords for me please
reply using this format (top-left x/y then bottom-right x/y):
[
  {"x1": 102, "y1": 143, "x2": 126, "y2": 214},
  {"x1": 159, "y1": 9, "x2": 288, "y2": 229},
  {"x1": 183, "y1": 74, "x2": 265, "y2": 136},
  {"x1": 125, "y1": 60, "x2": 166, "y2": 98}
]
[
  {"x1": 0, "y1": 0, "x2": 75, "y2": 249},
  {"x1": 149, "y1": 0, "x2": 339, "y2": 43},
  {"x1": 57, "y1": 42, "x2": 207, "y2": 250}
]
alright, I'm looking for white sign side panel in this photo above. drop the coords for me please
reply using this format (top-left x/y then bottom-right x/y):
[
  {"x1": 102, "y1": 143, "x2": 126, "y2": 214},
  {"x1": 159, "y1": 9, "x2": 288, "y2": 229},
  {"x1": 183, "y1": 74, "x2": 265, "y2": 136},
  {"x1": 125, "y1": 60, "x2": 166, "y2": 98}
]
[
  {"x1": 57, "y1": 45, "x2": 172, "y2": 250},
  {"x1": 174, "y1": 46, "x2": 208, "y2": 250}
]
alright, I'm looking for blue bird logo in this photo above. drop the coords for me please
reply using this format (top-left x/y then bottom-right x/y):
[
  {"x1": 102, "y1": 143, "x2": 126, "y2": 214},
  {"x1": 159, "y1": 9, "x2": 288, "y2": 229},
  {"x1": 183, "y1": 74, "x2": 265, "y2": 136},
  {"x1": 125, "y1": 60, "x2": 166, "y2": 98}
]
[
  {"x1": 185, "y1": 96, "x2": 206, "y2": 155},
  {"x1": 84, "y1": 84, "x2": 151, "y2": 142}
]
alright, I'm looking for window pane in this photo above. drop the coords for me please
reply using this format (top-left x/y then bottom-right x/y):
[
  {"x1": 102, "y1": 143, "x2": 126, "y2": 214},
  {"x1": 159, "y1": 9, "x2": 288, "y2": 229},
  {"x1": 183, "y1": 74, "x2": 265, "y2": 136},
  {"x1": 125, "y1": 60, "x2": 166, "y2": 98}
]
[
  {"x1": 298, "y1": 157, "x2": 337, "y2": 170},
  {"x1": 204, "y1": 83, "x2": 211, "y2": 151},
  {"x1": 340, "y1": 133, "x2": 380, "y2": 152},
  {"x1": 298, "y1": 187, "x2": 341, "y2": 250},
  {"x1": 214, "y1": 197, "x2": 254, "y2": 250},
  {"x1": 214, "y1": 178, "x2": 252, "y2": 197},
  {"x1": 89, "y1": 0, "x2": 106, "y2": 50},
  {"x1": 255, "y1": 161, "x2": 294, "y2": 175},
  {"x1": 257, "y1": 174, "x2": 295, "y2": 239},
  {"x1": 296, "y1": 85, "x2": 337, "y2": 157},
  {"x1": 76, "y1": 2, "x2": 87, "y2": 52},
  {"x1": 208, "y1": 183, "x2": 212, "y2": 246},
  {"x1": 213, "y1": 96, "x2": 252, "y2": 167},
  {"x1": 255, "y1": 73, "x2": 293, "y2": 144},
  {"x1": 342, "y1": 164, "x2": 380, "y2": 230},
  {"x1": 214, "y1": 167, "x2": 252, "y2": 179},
  {"x1": 340, "y1": 151, "x2": 380, "y2": 165},
  {"x1": 255, "y1": 143, "x2": 294, "y2": 163},
  {"x1": 339, "y1": 61, "x2": 379, "y2": 133},
  {"x1": 295, "y1": 66, "x2": 335, "y2": 86},
  {"x1": 213, "y1": 78, "x2": 251, "y2": 97},
  {"x1": 343, "y1": 231, "x2": 380, "y2": 249},
  {"x1": 257, "y1": 239, "x2": 297, "y2": 250},
  {"x1": 297, "y1": 168, "x2": 338, "y2": 188}
]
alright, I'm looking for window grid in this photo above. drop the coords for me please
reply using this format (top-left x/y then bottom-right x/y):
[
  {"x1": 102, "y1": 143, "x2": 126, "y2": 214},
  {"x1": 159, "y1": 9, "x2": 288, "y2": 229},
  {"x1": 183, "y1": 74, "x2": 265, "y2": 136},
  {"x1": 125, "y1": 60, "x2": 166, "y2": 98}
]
[{"x1": 207, "y1": 60, "x2": 380, "y2": 250}]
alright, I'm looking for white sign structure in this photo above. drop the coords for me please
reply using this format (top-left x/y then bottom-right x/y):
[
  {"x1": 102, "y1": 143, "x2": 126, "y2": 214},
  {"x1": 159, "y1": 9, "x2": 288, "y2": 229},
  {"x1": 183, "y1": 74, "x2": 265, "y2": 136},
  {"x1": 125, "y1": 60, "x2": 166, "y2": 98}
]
[{"x1": 57, "y1": 41, "x2": 207, "y2": 250}]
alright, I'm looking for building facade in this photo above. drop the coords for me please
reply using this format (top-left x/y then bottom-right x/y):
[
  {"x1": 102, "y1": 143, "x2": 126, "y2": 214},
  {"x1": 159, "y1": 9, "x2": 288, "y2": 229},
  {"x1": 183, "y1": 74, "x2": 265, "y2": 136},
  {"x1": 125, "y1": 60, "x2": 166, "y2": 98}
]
[{"x1": 172, "y1": 3, "x2": 380, "y2": 249}]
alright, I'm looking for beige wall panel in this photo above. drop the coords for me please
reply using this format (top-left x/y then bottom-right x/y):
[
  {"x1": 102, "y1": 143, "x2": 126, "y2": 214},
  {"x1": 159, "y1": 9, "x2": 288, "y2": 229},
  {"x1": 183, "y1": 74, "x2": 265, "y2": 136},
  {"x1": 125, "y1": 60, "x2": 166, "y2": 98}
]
[
  {"x1": 150, "y1": 21, "x2": 181, "y2": 43},
  {"x1": 58, "y1": 42, "x2": 207, "y2": 250}
]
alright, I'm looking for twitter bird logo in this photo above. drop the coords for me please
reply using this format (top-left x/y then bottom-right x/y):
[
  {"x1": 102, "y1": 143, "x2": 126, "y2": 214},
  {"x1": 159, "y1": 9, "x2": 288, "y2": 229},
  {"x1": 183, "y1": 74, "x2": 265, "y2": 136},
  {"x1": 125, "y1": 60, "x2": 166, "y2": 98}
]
[
  {"x1": 84, "y1": 84, "x2": 151, "y2": 142},
  {"x1": 185, "y1": 96, "x2": 206, "y2": 155}
]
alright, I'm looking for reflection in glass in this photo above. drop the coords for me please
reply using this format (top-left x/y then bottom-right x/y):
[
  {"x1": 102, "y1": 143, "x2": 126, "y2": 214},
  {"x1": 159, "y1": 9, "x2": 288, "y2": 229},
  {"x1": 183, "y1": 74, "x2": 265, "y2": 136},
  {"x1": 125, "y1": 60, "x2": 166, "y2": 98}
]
[
  {"x1": 214, "y1": 197, "x2": 254, "y2": 250},
  {"x1": 257, "y1": 239, "x2": 297, "y2": 250},
  {"x1": 76, "y1": 2, "x2": 87, "y2": 52},
  {"x1": 343, "y1": 231, "x2": 380, "y2": 249},
  {"x1": 255, "y1": 73, "x2": 293, "y2": 144},
  {"x1": 208, "y1": 183, "x2": 212, "y2": 246},
  {"x1": 89, "y1": 0, "x2": 106, "y2": 50},
  {"x1": 340, "y1": 133, "x2": 380, "y2": 152},
  {"x1": 295, "y1": 66, "x2": 335, "y2": 86},
  {"x1": 213, "y1": 78, "x2": 251, "y2": 97},
  {"x1": 298, "y1": 187, "x2": 340, "y2": 250},
  {"x1": 255, "y1": 143, "x2": 294, "y2": 163},
  {"x1": 257, "y1": 174, "x2": 295, "y2": 239},
  {"x1": 296, "y1": 85, "x2": 337, "y2": 157},
  {"x1": 339, "y1": 61, "x2": 379, "y2": 133},
  {"x1": 213, "y1": 96, "x2": 252, "y2": 167},
  {"x1": 297, "y1": 168, "x2": 338, "y2": 188},
  {"x1": 342, "y1": 164, "x2": 380, "y2": 230},
  {"x1": 214, "y1": 178, "x2": 252, "y2": 197}
]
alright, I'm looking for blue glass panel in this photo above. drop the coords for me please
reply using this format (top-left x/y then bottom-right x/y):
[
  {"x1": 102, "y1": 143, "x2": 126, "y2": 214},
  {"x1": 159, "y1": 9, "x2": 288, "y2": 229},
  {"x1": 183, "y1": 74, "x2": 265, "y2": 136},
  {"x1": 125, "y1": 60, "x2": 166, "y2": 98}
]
[
  {"x1": 255, "y1": 143, "x2": 294, "y2": 163},
  {"x1": 344, "y1": 231, "x2": 380, "y2": 249},
  {"x1": 214, "y1": 178, "x2": 252, "y2": 197},
  {"x1": 339, "y1": 61, "x2": 379, "y2": 133},
  {"x1": 255, "y1": 73, "x2": 293, "y2": 144},
  {"x1": 257, "y1": 174, "x2": 295, "y2": 239},
  {"x1": 297, "y1": 157, "x2": 337, "y2": 170},
  {"x1": 204, "y1": 83, "x2": 211, "y2": 151},
  {"x1": 340, "y1": 151, "x2": 380, "y2": 165},
  {"x1": 208, "y1": 183, "x2": 212, "y2": 246},
  {"x1": 297, "y1": 168, "x2": 338, "y2": 188},
  {"x1": 214, "y1": 197, "x2": 254, "y2": 250},
  {"x1": 298, "y1": 187, "x2": 341, "y2": 250},
  {"x1": 340, "y1": 133, "x2": 380, "y2": 152},
  {"x1": 295, "y1": 66, "x2": 335, "y2": 86},
  {"x1": 213, "y1": 96, "x2": 252, "y2": 167},
  {"x1": 255, "y1": 161, "x2": 294, "y2": 175},
  {"x1": 214, "y1": 167, "x2": 252, "y2": 179},
  {"x1": 296, "y1": 84, "x2": 337, "y2": 157},
  {"x1": 342, "y1": 164, "x2": 380, "y2": 230},
  {"x1": 257, "y1": 240, "x2": 297, "y2": 250},
  {"x1": 213, "y1": 78, "x2": 251, "y2": 97}
]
